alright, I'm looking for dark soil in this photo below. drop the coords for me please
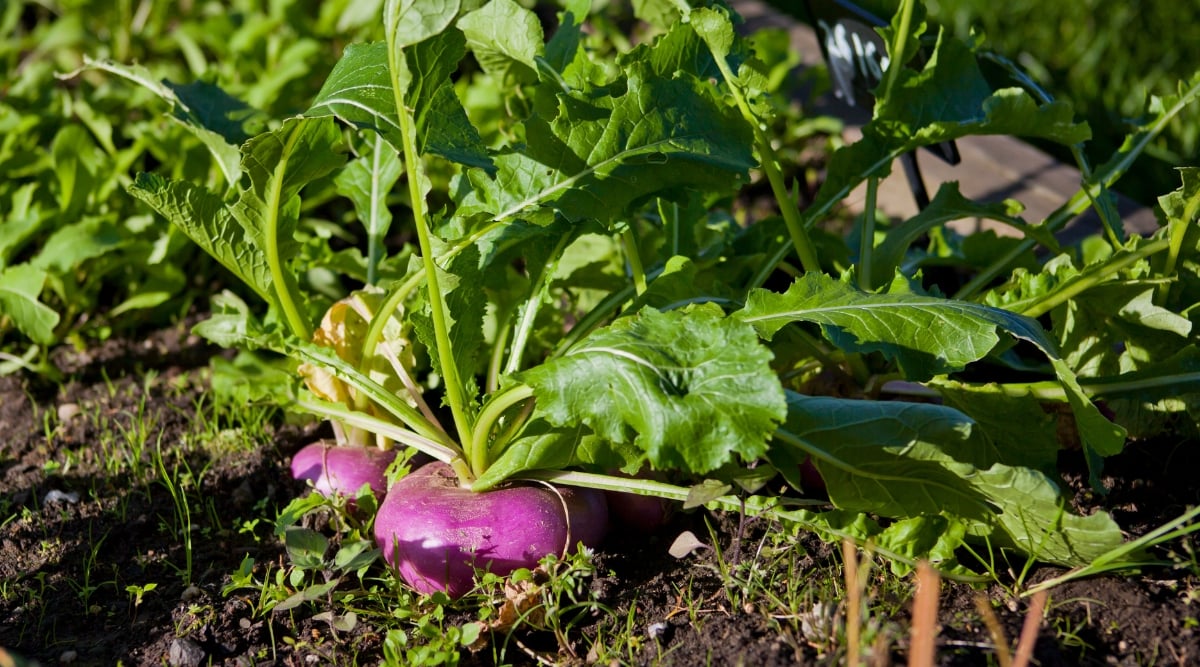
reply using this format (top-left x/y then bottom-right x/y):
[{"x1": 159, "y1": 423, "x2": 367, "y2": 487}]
[{"x1": 2, "y1": 322, "x2": 1200, "y2": 666}]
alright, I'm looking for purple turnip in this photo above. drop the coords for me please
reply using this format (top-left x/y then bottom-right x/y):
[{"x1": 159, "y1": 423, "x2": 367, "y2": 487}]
[
  {"x1": 798, "y1": 456, "x2": 826, "y2": 495},
  {"x1": 290, "y1": 441, "x2": 396, "y2": 498},
  {"x1": 604, "y1": 468, "x2": 676, "y2": 533},
  {"x1": 605, "y1": 490, "x2": 675, "y2": 533},
  {"x1": 374, "y1": 461, "x2": 608, "y2": 597}
]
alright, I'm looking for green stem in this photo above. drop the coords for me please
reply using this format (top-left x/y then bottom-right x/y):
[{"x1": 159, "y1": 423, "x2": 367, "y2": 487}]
[
  {"x1": 1017, "y1": 238, "x2": 1170, "y2": 318},
  {"x1": 487, "y1": 306, "x2": 514, "y2": 394},
  {"x1": 622, "y1": 225, "x2": 648, "y2": 296},
  {"x1": 658, "y1": 199, "x2": 682, "y2": 257},
  {"x1": 1159, "y1": 189, "x2": 1200, "y2": 304},
  {"x1": 265, "y1": 128, "x2": 312, "y2": 340},
  {"x1": 504, "y1": 233, "x2": 573, "y2": 376},
  {"x1": 468, "y1": 384, "x2": 535, "y2": 477},
  {"x1": 858, "y1": 177, "x2": 879, "y2": 291},
  {"x1": 706, "y1": 38, "x2": 821, "y2": 275},
  {"x1": 366, "y1": 132, "x2": 389, "y2": 286},
  {"x1": 295, "y1": 397, "x2": 462, "y2": 463},
  {"x1": 387, "y1": 43, "x2": 475, "y2": 449},
  {"x1": 880, "y1": 0, "x2": 915, "y2": 100}
]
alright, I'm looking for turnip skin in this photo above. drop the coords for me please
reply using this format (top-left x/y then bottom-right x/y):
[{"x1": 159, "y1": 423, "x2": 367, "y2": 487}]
[
  {"x1": 605, "y1": 490, "x2": 675, "y2": 533},
  {"x1": 374, "y1": 462, "x2": 608, "y2": 597},
  {"x1": 290, "y1": 441, "x2": 396, "y2": 498}
]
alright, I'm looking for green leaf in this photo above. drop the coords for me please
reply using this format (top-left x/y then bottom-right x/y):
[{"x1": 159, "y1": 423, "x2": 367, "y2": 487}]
[
  {"x1": 778, "y1": 508, "x2": 970, "y2": 577},
  {"x1": 384, "y1": 0, "x2": 460, "y2": 49},
  {"x1": 473, "y1": 419, "x2": 599, "y2": 490},
  {"x1": 30, "y1": 217, "x2": 127, "y2": 274},
  {"x1": 870, "y1": 182, "x2": 1051, "y2": 281},
  {"x1": 738, "y1": 272, "x2": 1040, "y2": 380},
  {"x1": 457, "y1": 0, "x2": 542, "y2": 84},
  {"x1": 776, "y1": 393, "x2": 1128, "y2": 566},
  {"x1": 807, "y1": 29, "x2": 1090, "y2": 228},
  {"x1": 129, "y1": 173, "x2": 274, "y2": 303},
  {"x1": 306, "y1": 36, "x2": 493, "y2": 170},
  {"x1": 931, "y1": 379, "x2": 1061, "y2": 474},
  {"x1": 70, "y1": 58, "x2": 260, "y2": 186},
  {"x1": 0, "y1": 264, "x2": 60, "y2": 344},
  {"x1": 739, "y1": 272, "x2": 1126, "y2": 484},
  {"x1": 335, "y1": 135, "x2": 404, "y2": 285},
  {"x1": 409, "y1": 243, "x2": 486, "y2": 407},
  {"x1": 519, "y1": 305, "x2": 786, "y2": 474},
  {"x1": 461, "y1": 66, "x2": 754, "y2": 224}
]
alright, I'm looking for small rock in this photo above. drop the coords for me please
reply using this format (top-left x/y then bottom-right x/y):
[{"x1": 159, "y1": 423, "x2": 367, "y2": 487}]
[
  {"x1": 57, "y1": 403, "x2": 80, "y2": 422},
  {"x1": 43, "y1": 490, "x2": 80, "y2": 505},
  {"x1": 646, "y1": 622, "x2": 668, "y2": 639},
  {"x1": 239, "y1": 617, "x2": 252, "y2": 630},
  {"x1": 180, "y1": 585, "x2": 202, "y2": 602},
  {"x1": 168, "y1": 638, "x2": 205, "y2": 667},
  {"x1": 59, "y1": 649, "x2": 78, "y2": 664}
]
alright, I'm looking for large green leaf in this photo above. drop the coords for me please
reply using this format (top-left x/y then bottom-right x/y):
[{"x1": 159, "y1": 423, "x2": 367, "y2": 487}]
[
  {"x1": 384, "y1": 0, "x2": 460, "y2": 49},
  {"x1": 70, "y1": 58, "x2": 262, "y2": 186},
  {"x1": 738, "y1": 272, "x2": 1126, "y2": 484},
  {"x1": 738, "y1": 272, "x2": 1042, "y2": 379},
  {"x1": 457, "y1": 0, "x2": 542, "y2": 84},
  {"x1": 129, "y1": 173, "x2": 273, "y2": 302},
  {"x1": 306, "y1": 35, "x2": 493, "y2": 170},
  {"x1": 776, "y1": 393, "x2": 1129, "y2": 566},
  {"x1": 519, "y1": 304, "x2": 786, "y2": 474},
  {"x1": 458, "y1": 65, "x2": 754, "y2": 225},
  {"x1": 0, "y1": 264, "x2": 60, "y2": 344}
]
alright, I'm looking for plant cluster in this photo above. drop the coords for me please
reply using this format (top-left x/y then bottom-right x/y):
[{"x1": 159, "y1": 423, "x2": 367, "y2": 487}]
[{"x1": 6, "y1": 0, "x2": 1200, "y2": 625}]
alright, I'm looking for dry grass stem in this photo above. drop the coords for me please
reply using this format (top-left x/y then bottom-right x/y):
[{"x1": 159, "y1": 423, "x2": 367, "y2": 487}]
[
  {"x1": 908, "y1": 561, "x2": 940, "y2": 667},
  {"x1": 974, "y1": 593, "x2": 1013, "y2": 667},
  {"x1": 842, "y1": 539, "x2": 862, "y2": 666},
  {"x1": 1011, "y1": 590, "x2": 1047, "y2": 667}
]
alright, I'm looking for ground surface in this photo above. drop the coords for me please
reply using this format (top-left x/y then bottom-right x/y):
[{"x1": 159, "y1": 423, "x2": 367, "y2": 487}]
[{"x1": 2, "y1": 321, "x2": 1200, "y2": 666}]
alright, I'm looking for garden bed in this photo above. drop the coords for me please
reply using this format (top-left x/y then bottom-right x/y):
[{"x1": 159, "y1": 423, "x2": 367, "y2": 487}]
[
  {"x1": 2, "y1": 323, "x2": 1199, "y2": 665},
  {"x1": 3, "y1": 0, "x2": 1200, "y2": 665}
]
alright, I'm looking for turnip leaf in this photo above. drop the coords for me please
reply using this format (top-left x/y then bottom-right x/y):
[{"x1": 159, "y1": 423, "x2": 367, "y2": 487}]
[
  {"x1": 802, "y1": 28, "x2": 1090, "y2": 233},
  {"x1": 775, "y1": 393, "x2": 1130, "y2": 567},
  {"x1": 384, "y1": 0, "x2": 460, "y2": 49},
  {"x1": 519, "y1": 305, "x2": 786, "y2": 474},
  {"x1": 739, "y1": 272, "x2": 1126, "y2": 488},
  {"x1": 457, "y1": 0, "x2": 542, "y2": 85},
  {"x1": 129, "y1": 173, "x2": 274, "y2": 303},
  {"x1": 306, "y1": 34, "x2": 493, "y2": 171},
  {"x1": 335, "y1": 136, "x2": 403, "y2": 285},
  {"x1": 456, "y1": 67, "x2": 754, "y2": 225}
]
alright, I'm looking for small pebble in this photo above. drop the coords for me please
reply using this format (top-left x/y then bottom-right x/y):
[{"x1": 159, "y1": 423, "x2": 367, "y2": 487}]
[
  {"x1": 57, "y1": 403, "x2": 80, "y2": 422},
  {"x1": 647, "y1": 622, "x2": 668, "y2": 639},
  {"x1": 59, "y1": 650, "x2": 78, "y2": 664},
  {"x1": 180, "y1": 585, "x2": 202, "y2": 602},
  {"x1": 43, "y1": 490, "x2": 80, "y2": 505},
  {"x1": 168, "y1": 638, "x2": 205, "y2": 667}
]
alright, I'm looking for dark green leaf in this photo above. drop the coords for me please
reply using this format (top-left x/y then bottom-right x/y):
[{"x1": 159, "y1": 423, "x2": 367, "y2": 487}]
[{"x1": 519, "y1": 305, "x2": 785, "y2": 474}]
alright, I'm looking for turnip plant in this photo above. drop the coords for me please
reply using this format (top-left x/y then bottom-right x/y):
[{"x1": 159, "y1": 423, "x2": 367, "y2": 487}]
[{"x1": 90, "y1": 0, "x2": 1200, "y2": 596}]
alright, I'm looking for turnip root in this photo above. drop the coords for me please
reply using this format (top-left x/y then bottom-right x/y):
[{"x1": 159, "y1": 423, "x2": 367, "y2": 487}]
[
  {"x1": 798, "y1": 456, "x2": 827, "y2": 495},
  {"x1": 605, "y1": 490, "x2": 675, "y2": 533},
  {"x1": 290, "y1": 441, "x2": 396, "y2": 498},
  {"x1": 374, "y1": 462, "x2": 608, "y2": 597}
]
